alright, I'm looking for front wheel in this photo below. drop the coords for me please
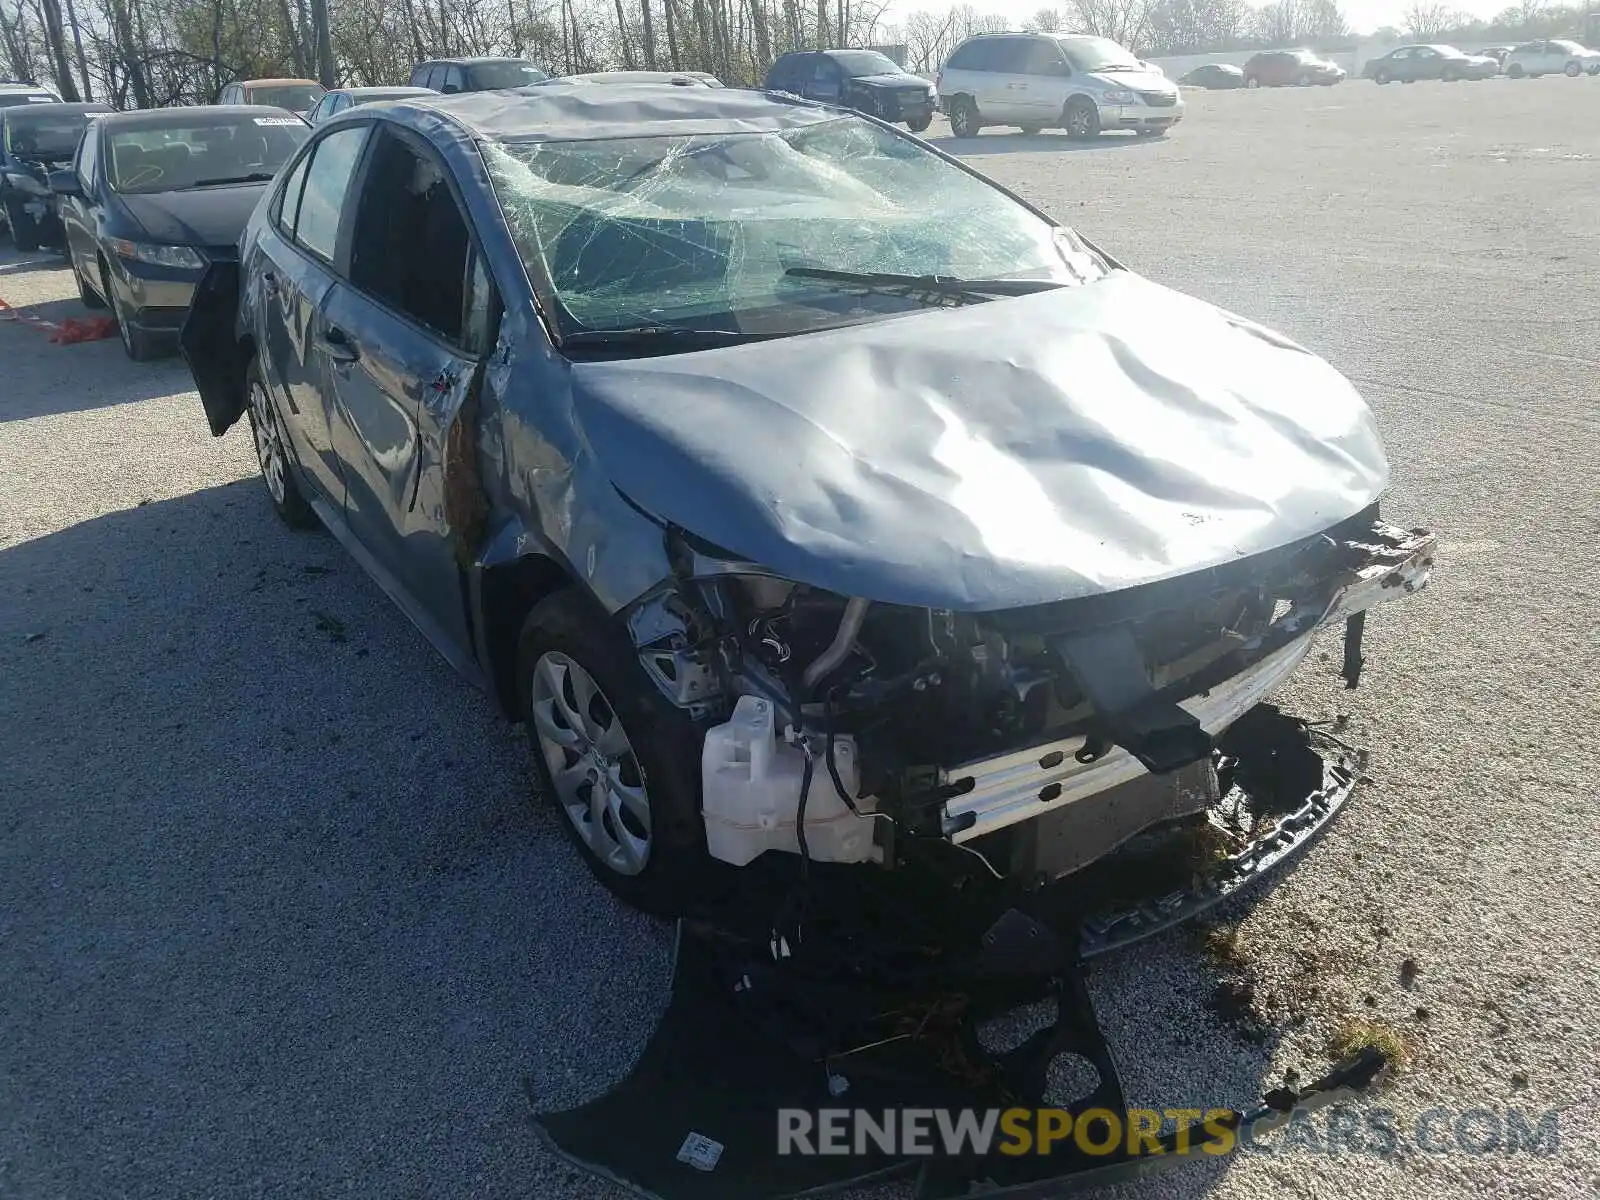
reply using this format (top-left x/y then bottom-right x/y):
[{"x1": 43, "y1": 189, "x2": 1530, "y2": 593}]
[
  {"x1": 1441, "y1": 67, "x2": 1459, "y2": 81},
  {"x1": 4, "y1": 197, "x2": 40, "y2": 252},
  {"x1": 517, "y1": 590, "x2": 708, "y2": 914},
  {"x1": 1564, "y1": 61, "x2": 1581, "y2": 77},
  {"x1": 1507, "y1": 63, "x2": 1524, "y2": 77},
  {"x1": 246, "y1": 356, "x2": 317, "y2": 529},
  {"x1": 103, "y1": 260, "x2": 161, "y2": 362},
  {"x1": 905, "y1": 114, "x2": 932, "y2": 133},
  {"x1": 1374, "y1": 68, "x2": 1392, "y2": 84},
  {"x1": 1062, "y1": 97, "x2": 1099, "y2": 140},
  {"x1": 947, "y1": 96, "x2": 981, "y2": 138}
]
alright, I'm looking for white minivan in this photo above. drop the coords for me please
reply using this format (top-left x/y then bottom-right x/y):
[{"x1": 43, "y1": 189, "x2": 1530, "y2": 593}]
[{"x1": 935, "y1": 32, "x2": 1183, "y2": 139}]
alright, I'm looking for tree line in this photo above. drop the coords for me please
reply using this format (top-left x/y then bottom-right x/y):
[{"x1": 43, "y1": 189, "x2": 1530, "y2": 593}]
[{"x1": 1, "y1": 0, "x2": 1593, "y2": 105}]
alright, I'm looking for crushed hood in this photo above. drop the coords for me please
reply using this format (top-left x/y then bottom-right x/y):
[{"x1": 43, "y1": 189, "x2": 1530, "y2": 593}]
[{"x1": 570, "y1": 270, "x2": 1390, "y2": 612}]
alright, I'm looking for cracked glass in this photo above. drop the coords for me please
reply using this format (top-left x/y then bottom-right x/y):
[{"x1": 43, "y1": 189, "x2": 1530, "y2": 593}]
[{"x1": 482, "y1": 115, "x2": 1105, "y2": 343}]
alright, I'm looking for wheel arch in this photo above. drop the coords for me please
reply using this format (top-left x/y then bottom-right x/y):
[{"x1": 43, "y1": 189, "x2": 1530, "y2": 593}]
[{"x1": 478, "y1": 550, "x2": 586, "y2": 718}]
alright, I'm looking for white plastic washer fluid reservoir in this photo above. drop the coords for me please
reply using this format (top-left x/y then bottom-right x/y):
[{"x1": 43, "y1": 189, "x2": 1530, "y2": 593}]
[{"x1": 700, "y1": 694, "x2": 882, "y2": 867}]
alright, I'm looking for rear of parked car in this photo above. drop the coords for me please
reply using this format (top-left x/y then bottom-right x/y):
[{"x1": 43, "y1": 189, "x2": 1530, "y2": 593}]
[{"x1": 936, "y1": 32, "x2": 1183, "y2": 139}]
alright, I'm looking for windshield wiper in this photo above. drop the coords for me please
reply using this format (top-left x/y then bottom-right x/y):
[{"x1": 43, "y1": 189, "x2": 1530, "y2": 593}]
[
  {"x1": 560, "y1": 325, "x2": 781, "y2": 352},
  {"x1": 784, "y1": 266, "x2": 1067, "y2": 298},
  {"x1": 188, "y1": 172, "x2": 277, "y2": 187}
]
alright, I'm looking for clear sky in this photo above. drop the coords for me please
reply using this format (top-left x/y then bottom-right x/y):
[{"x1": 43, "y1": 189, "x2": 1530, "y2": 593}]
[{"x1": 891, "y1": 0, "x2": 1514, "y2": 36}]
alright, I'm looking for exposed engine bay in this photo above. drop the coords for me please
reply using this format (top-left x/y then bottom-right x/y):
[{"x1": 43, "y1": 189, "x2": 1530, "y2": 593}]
[{"x1": 623, "y1": 503, "x2": 1434, "y2": 884}]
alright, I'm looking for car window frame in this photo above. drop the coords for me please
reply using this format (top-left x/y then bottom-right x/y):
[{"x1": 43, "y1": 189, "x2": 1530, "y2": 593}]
[
  {"x1": 1022, "y1": 38, "x2": 1067, "y2": 76},
  {"x1": 74, "y1": 119, "x2": 99, "y2": 193},
  {"x1": 337, "y1": 119, "x2": 497, "y2": 356},
  {"x1": 271, "y1": 120, "x2": 373, "y2": 266}
]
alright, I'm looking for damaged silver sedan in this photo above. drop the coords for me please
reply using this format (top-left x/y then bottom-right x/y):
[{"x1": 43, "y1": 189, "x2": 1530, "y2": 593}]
[
  {"x1": 183, "y1": 83, "x2": 1432, "y2": 915},
  {"x1": 183, "y1": 82, "x2": 1435, "y2": 1198}
]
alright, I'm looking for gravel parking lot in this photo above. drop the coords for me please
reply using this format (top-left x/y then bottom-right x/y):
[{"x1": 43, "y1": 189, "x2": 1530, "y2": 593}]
[{"x1": 2, "y1": 76, "x2": 1597, "y2": 1200}]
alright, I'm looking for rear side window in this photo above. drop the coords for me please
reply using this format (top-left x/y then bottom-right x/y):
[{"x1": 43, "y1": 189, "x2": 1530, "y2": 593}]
[
  {"x1": 441, "y1": 66, "x2": 466, "y2": 93},
  {"x1": 987, "y1": 38, "x2": 1030, "y2": 73},
  {"x1": 347, "y1": 129, "x2": 472, "y2": 342},
  {"x1": 947, "y1": 41, "x2": 983, "y2": 70},
  {"x1": 288, "y1": 125, "x2": 368, "y2": 261}
]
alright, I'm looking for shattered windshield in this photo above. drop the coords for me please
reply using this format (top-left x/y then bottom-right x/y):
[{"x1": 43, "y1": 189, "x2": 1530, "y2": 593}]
[
  {"x1": 828, "y1": 51, "x2": 906, "y2": 76},
  {"x1": 483, "y1": 116, "x2": 1105, "y2": 343}
]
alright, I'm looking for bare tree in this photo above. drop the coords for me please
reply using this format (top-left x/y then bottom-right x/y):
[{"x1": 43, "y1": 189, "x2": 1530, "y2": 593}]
[
  {"x1": 1029, "y1": 6, "x2": 1062, "y2": 30},
  {"x1": 1403, "y1": 0, "x2": 1463, "y2": 36},
  {"x1": 1070, "y1": 0, "x2": 1152, "y2": 45}
]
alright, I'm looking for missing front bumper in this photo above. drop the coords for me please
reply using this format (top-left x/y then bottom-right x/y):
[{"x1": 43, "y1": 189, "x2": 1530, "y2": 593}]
[{"x1": 535, "y1": 711, "x2": 1383, "y2": 1199}]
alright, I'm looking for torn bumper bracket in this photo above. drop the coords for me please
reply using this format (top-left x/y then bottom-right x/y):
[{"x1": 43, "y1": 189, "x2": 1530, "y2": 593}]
[{"x1": 533, "y1": 902, "x2": 1389, "y2": 1200}]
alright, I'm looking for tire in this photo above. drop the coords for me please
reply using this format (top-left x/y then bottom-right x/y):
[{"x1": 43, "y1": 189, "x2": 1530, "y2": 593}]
[
  {"x1": 71, "y1": 257, "x2": 105, "y2": 308},
  {"x1": 1564, "y1": 61, "x2": 1581, "y2": 77},
  {"x1": 1441, "y1": 67, "x2": 1459, "y2": 82},
  {"x1": 905, "y1": 114, "x2": 932, "y2": 133},
  {"x1": 1588, "y1": 64, "x2": 1600, "y2": 75},
  {"x1": 1507, "y1": 63, "x2": 1524, "y2": 78},
  {"x1": 947, "y1": 96, "x2": 981, "y2": 138},
  {"x1": 516, "y1": 589, "x2": 708, "y2": 915},
  {"x1": 103, "y1": 260, "x2": 161, "y2": 361},
  {"x1": 1375, "y1": 67, "x2": 1391, "y2": 84},
  {"x1": 1018, "y1": 124, "x2": 1042, "y2": 136},
  {"x1": 245, "y1": 355, "x2": 317, "y2": 529},
  {"x1": 1244, "y1": 74, "x2": 1260, "y2": 88},
  {"x1": 4, "y1": 197, "x2": 40, "y2": 252},
  {"x1": 1062, "y1": 96, "x2": 1099, "y2": 140}
]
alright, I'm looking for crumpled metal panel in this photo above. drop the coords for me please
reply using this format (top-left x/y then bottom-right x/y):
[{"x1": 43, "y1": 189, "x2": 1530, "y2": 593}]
[{"x1": 568, "y1": 270, "x2": 1390, "y2": 611}]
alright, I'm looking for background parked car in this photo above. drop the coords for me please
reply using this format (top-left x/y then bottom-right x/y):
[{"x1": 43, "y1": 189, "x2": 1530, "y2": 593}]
[
  {"x1": 1479, "y1": 44, "x2": 1515, "y2": 66},
  {"x1": 1242, "y1": 49, "x2": 1346, "y2": 86},
  {"x1": 552, "y1": 70, "x2": 725, "y2": 87},
  {"x1": 936, "y1": 32, "x2": 1183, "y2": 139},
  {"x1": 1177, "y1": 63, "x2": 1245, "y2": 89},
  {"x1": 0, "y1": 81, "x2": 60, "y2": 108},
  {"x1": 1361, "y1": 44, "x2": 1499, "y2": 82},
  {"x1": 216, "y1": 78, "x2": 326, "y2": 117},
  {"x1": 1502, "y1": 39, "x2": 1600, "y2": 76},
  {"x1": 407, "y1": 57, "x2": 549, "y2": 93},
  {"x1": 306, "y1": 86, "x2": 437, "y2": 123},
  {"x1": 764, "y1": 50, "x2": 936, "y2": 132},
  {"x1": 51, "y1": 105, "x2": 309, "y2": 360},
  {"x1": 1, "y1": 101, "x2": 110, "y2": 249}
]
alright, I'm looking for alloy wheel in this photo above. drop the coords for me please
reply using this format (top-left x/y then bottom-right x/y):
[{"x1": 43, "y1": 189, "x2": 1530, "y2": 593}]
[
  {"x1": 250, "y1": 378, "x2": 288, "y2": 504},
  {"x1": 530, "y1": 651, "x2": 652, "y2": 876}
]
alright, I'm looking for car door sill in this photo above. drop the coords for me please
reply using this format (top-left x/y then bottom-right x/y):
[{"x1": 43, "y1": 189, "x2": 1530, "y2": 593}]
[{"x1": 306, "y1": 494, "x2": 489, "y2": 692}]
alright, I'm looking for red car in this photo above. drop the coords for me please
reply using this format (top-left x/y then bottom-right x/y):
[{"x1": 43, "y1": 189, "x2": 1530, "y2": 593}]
[{"x1": 1242, "y1": 49, "x2": 1347, "y2": 86}]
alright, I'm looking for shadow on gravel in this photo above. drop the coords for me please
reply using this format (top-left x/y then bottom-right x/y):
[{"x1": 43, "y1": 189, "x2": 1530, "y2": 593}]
[
  {"x1": 929, "y1": 132, "x2": 1163, "y2": 156},
  {"x1": 0, "y1": 313, "x2": 192, "y2": 422},
  {"x1": 0, "y1": 480, "x2": 1286, "y2": 1199}
]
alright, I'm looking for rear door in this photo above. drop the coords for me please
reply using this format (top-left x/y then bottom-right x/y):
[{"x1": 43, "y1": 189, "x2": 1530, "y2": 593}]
[
  {"x1": 320, "y1": 123, "x2": 496, "y2": 652},
  {"x1": 253, "y1": 122, "x2": 371, "y2": 505}
]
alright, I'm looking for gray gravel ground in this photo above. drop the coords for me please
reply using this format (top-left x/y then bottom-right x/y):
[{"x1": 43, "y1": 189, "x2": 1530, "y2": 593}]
[{"x1": 2, "y1": 77, "x2": 1597, "y2": 1199}]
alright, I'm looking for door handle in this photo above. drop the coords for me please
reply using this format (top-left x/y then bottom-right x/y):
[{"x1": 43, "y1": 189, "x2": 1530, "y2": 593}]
[{"x1": 321, "y1": 324, "x2": 360, "y2": 363}]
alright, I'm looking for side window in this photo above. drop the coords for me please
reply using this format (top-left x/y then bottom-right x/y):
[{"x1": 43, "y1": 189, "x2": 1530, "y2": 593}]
[
  {"x1": 946, "y1": 43, "x2": 977, "y2": 71},
  {"x1": 989, "y1": 38, "x2": 1029, "y2": 73},
  {"x1": 76, "y1": 122, "x2": 99, "y2": 189},
  {"x1": 1023, "y1": 39, "x2": 1065, "y2": 75},
  {"x1": 462, "y1": 251, "x2": 498, "y2": 356},
  {"x1": 812, "y1": 57, "x2": 841, "y2": 85},
  {"x1": 290, "y1": 125, "x2": 368, "y2": 261},
  {"x1": 347, "y1": 129, "x2": 471, "y2": 343},
  {"x1": 441, "y1": 66, "x2": 466, "y2": 94},
  {"x1": 272, "y1": 148, "x2": 311, "y2": 230},
  {"x1": 419, "y1": 65, "x2": 439, "y2": 90}
]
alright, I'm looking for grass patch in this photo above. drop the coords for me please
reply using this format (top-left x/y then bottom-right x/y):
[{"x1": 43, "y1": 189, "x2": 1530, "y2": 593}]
[{"x1": 1327, "y1": 1017, "x2": 1410, "y2": 1071}]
